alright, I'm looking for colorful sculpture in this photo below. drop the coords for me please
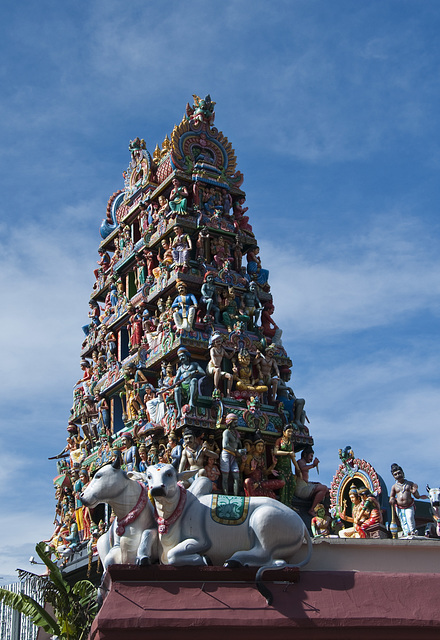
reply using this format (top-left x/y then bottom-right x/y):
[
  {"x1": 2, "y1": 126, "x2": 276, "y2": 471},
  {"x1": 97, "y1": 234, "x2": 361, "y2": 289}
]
[
  {"x1": 207, "y1": 332, "x2": 236, "y2": 396},
  {"x1": 51, "y1": 97, "x2": 321, "y2": 572},
  {"x1": 274, "y1": 426, "x2": 301, "y2": 507},
  {"x1": 243, "y1": 433, "x2": 284, "y2": 499},
  {"x1": 295, "y1": 446, "x2": 329, "y2": 516},
  {"x1": 389, "y1": 463, "x2": 428, "y2": 537},
  {"x1": 220, "y1": 414, "x2": 246, "y2": 496}
]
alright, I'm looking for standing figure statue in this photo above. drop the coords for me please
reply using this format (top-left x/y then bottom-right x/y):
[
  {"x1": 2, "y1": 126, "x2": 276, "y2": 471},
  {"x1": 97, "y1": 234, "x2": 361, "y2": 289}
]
[
  {"x1": 221, "y1": 287, "x2": 249, "y2": 333},
  {"x1": 253, "y1": 345, "x2": 280, "y2": 404},
  {"x1": 169, "y1": 178, "x2": 189, "y2": 215},
  {"x1": 196, "y1": 226, "x2": 211, "y2": 263},
  {"x1": 207, "y1": 332, "x2": 236, "y2": 397},
  {"x1": 171, "y1": 280, "x2": 198, "y2": 332},
  {"x1": 274, "y1": 426, "x2": 302, "y2": 507},
  {"x1": 201, "y1": 272, "x2": 220, "y2": 323},
  {"x1": 171, "y1": 226, "x2": 192, "y2": 272},
  {"x1": 173, "y1": 347, "x2": 205, "y2": 418},
  {"x1": 220, "y1": 413, "x2": 247, "y2": 495},
  {"x1": 389, "y1": 463, "x2": 428, "y2": 536},
  {"x1": 243, "y1": 282, "x2": 263, "y2": 329}
]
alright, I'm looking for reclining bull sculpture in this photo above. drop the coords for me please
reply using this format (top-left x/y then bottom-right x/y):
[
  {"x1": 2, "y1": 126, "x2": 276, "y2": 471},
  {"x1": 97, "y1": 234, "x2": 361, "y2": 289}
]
[{"x1": 81, "y1": 460, "x2": 312, "y2": 602}]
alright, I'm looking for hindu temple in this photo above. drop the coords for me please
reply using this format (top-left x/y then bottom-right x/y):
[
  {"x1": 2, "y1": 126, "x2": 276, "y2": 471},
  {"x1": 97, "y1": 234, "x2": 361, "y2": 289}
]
[{"x1": 45, "y1": 96, "x2": 439, "y2": 639}]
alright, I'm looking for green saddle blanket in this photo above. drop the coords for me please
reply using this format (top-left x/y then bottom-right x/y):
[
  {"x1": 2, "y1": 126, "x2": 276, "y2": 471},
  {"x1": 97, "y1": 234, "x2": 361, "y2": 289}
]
[{"x1": 211, "y1": 495, "x2": 250, "y2": 525}]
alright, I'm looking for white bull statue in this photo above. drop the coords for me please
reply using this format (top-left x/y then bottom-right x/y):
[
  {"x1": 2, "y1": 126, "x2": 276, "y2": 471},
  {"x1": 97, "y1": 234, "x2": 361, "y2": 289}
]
[
  {"x1": 146, "y1": 463, "x2": 312, "y2": 577},
  {"x1": 80, "y1": 458, "x2": 158, "y2": 568}
]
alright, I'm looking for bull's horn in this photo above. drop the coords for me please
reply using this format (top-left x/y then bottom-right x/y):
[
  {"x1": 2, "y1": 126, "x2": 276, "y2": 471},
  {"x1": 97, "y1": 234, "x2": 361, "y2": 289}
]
[
  {"x1": 427, "y1": 484, "x2": 431, "y2": 492},
  {"x1": 112, "y1": 456, "x2": 121, "y2": 470}
]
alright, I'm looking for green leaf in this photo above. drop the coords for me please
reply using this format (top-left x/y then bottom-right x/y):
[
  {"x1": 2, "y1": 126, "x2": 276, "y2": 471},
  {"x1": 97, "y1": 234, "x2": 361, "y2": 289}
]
[
  {"x1": 35, "y1": 541, "x2": 71, "y2": 596},
  {"x1": 0, "y1": 588, "x2": 60, "y2": 636},
  {"x1": 72, "y1": 580, "x2": 98, "y2": 617}
]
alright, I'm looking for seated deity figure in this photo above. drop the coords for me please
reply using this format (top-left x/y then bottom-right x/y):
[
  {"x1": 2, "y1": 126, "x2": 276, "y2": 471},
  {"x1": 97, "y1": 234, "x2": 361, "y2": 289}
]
[
  {"x1": 178, "y1": 428, "x2": 218, "y2": 482},
  {"x1": 311, "y1": 504, "x2": 332, "y2": 538},
  {"x1": 276, "y1": 366, "x2": 307, "y2": 426},
  {"x1": 232, "y1": 349, "x2": 268, "y2": 397},
  {"x1": 295, "y1": 446, "x2": 329, "y2": 516},
  {"x1": 171, "y1": 280, "x2": 198, "y2": 332},
  {"x1": 169, "y1": 178, "x2": 189, "y2": 215},
  {"x1": 243, "y1": 434, "x2": 285, "y2": 499},
  {"x1": 355, "y1": 486, "x2": 384, "y2": 538},
  {"x1": 157, "y1": 194, "x2": 169, "y2": 218},
  {"x1": 246, "y1": 245, "x2": 269, "y2": 288},
  {"x1": 339, "y1": 485, "x2": 367, "y2": 538}
]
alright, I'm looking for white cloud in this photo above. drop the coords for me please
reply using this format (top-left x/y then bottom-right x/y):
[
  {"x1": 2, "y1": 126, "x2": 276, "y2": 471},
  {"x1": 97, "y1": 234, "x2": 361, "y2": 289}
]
[{"x1": 261, "y1": 212, "x2": 440, "y2": 338}]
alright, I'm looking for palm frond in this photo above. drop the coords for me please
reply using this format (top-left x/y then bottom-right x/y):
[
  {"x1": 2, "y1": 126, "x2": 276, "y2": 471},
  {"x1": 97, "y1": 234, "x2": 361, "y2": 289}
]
[{"x1": 0, "y1": 588, "x2": 60, "y2": 636}]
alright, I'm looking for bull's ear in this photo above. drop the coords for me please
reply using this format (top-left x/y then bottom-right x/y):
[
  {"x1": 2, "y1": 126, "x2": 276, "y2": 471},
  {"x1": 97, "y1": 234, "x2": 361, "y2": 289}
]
[
  {"x1": 128, "y1": 471, "x2": 146, "y2": 482},
  {"x1": 177, "y1": 469, "x2": 196, "y2": 482},
  {"x1": 112, "y1": 456, "x2": 121, "y2": 470}
]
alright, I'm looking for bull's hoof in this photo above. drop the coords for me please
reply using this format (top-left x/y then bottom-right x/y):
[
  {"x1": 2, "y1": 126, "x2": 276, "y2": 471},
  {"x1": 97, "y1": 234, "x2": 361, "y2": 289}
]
[
  {"x1": 223, "y1": 559, "x2": 242, "y2": 569},
  {"x1": 136, "y1": 556, "x2": 151, "y2": 566},
  {"x1": 202, "y1": 556, "x2": 213, "y2": 566}
]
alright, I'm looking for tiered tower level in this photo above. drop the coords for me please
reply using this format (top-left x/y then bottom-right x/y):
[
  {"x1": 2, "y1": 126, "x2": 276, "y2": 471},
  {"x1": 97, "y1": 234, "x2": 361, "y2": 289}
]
[{"x1": 53, "y1": 96, "x2": 313, "y2": 547}]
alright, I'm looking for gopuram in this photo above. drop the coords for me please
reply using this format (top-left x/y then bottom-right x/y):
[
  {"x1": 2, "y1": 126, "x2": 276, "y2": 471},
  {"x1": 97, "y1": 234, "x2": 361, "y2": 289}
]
[{"x1": 47, "y1": 96, "x2": 440, "y2": 639}]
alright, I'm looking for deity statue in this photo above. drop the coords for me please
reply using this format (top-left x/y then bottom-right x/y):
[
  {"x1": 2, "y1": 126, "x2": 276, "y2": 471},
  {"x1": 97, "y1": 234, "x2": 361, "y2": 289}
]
[
  {"x1": 276, "y1": 367, "x2": 307, "y2": 426},
  {"x1": 243, "y1": 282, "x2": 263, "y2": 329},
  {"x1": 233, "y1": 349, "x2": 268, "y2": 396},
  {"x1": 121, "y1": 432, "x2": 139, "y2": 472},
  {"x1": 339, "y1": 485, "x2": 363, "y2": 538},
  {"x1": 157, "y1": 194, "x2": 169, "y2": 218},
  {"x1": 171, "y1": 280, "x2": 198, "y2": 332},
  {"x1": 169, "y1": 178, "x2": 189, "y2": 215},
  {"x1": 207, "y1": 332, "x2": 236, "y2": 397},
  {"x1": 167, "y1": 431, "x2": 182, "y2": 470},
  {"x1": 173, "y1": 347, "x2": 205, "y2": 418},
  {"x1": 295, "y1": 446, "x2": 329, "y2": 516},
  {"x1": 246, "y1": 245, "x2": 269, "y2": 288},
  {"x1": 233, "y1": 197, "x2": 253, "y2": 235},
  {"x1": 171, "y1": 225, "x2": 192, "y2": 272},
  {"x1": 311, "y1": 504, "x2": 332, "y2": 538},
  {"x1": 127, "y1": 305, "x2": 143, "y2": 352},
  {"x1": 200, "y1": 272, "x2": 220, "y2": 322},
  {"x1": 178, "y1": 428, "x2": 218, "y2": 481},
  {"x1": 243, "y1": 434, "x2": 285, "y2": 499},
  {"x1": 211, "y1": 235, "x2": 231, "y2": 270},
  {"x1": 221, "y1": 287, "x2": 249, "y2": 332},
  {"x1": 273, "y1": 426, "x2": 302, "y2": 507},
  {"x1": 93, "y1": 248, "x2": 110, "y2": 281},
  {"x1": 253, "y1": 345, "x2": 280, "y2": 404},
  {"x1": 389, "y1": 463, "x2": 427, "y2": 536},
  {"x1": 196, "y1": 226, "x2": 211, "y2": 262},
  {"x1": 220, "y1": 414, "x2": 247, "y2": 496}
]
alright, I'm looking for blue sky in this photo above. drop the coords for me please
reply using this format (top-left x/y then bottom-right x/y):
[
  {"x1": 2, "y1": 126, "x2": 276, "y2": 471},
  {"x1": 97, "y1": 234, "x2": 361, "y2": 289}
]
[{"x1": 1, "y1": 1, "x2": 440, "y2": 580}]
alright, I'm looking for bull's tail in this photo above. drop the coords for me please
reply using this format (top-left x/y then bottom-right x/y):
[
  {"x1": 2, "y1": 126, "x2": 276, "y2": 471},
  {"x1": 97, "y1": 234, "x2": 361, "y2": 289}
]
[{"x1": 255, "y1": 526, "x2": 313, "y2": 605}]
